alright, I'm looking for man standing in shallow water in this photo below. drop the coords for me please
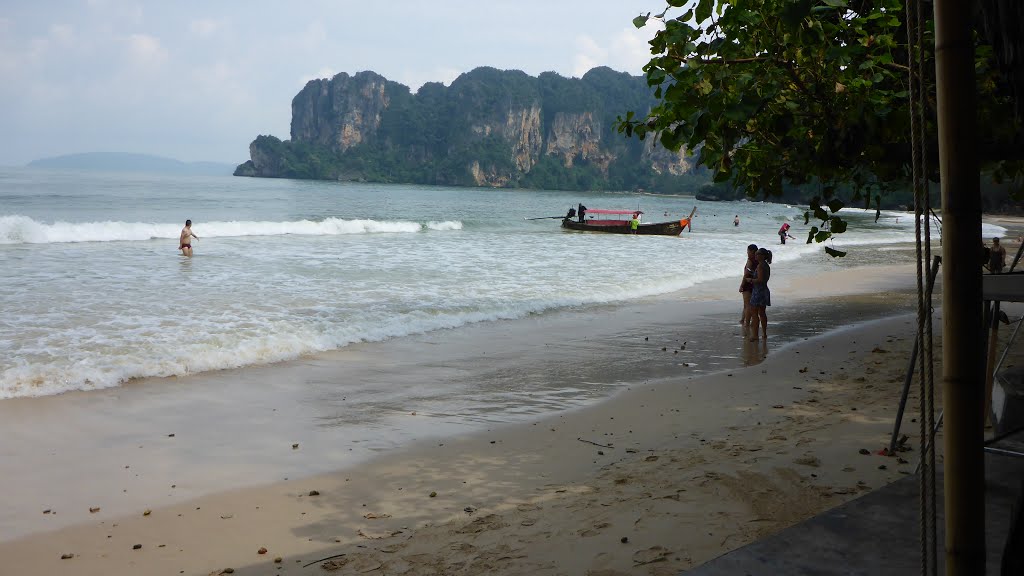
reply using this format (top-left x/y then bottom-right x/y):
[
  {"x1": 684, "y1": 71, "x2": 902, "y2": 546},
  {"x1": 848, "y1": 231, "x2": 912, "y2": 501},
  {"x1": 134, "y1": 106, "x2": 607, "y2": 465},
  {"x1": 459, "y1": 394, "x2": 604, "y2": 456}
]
[{"x1": 179, "y1": 219, "x2": 198, "y2": 257}]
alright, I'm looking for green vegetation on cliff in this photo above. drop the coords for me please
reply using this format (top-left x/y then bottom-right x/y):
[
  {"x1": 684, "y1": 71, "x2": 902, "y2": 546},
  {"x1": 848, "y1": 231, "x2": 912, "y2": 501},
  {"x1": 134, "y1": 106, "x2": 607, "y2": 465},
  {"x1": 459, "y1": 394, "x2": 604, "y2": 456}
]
[{"x1": 235, "y1": 67, "x2": 708, "y2": 192}]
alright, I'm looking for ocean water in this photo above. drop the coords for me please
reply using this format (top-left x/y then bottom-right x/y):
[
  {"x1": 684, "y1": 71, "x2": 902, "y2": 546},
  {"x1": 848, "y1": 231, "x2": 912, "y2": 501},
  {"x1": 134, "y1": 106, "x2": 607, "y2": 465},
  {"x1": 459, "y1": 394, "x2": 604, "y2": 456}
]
[{"x1": 0, "y1": 168, "x2": 1005, "y2": 399}]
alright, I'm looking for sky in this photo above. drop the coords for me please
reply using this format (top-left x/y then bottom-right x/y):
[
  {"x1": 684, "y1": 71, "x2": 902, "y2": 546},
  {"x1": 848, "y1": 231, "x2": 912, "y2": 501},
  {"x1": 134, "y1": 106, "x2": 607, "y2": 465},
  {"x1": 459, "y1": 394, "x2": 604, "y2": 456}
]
[{"x1": 0, "y1": 0, "x2": 664, "y2": 166}]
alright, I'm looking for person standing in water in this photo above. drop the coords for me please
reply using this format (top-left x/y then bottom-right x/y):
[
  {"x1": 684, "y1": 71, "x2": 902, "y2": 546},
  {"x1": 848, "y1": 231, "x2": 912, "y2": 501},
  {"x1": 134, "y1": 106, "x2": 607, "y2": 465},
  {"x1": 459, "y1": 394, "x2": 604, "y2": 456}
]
[
  {"x1": 748, "y1": 248, "x2": 772, "y2": 341},
  {"x1": 739, "y1": 243, "x2": 758, "y2": 329},
  {"x1": 734, "y1": 215, "x2": 740, "y2": 227},
  {"x1": 179, "y1": 219, "x2": 199, "y2": 257},
  {"x1": 778, "y1": 223, "x2": 793, "y2": 244}
]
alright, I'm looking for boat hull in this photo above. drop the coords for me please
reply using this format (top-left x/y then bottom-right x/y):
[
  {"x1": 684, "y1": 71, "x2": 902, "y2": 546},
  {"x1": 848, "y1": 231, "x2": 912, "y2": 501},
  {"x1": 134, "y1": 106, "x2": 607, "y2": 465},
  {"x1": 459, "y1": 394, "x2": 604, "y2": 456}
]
[{"x1": 560, "y1": 218, "x2": 685, "y2": 236}]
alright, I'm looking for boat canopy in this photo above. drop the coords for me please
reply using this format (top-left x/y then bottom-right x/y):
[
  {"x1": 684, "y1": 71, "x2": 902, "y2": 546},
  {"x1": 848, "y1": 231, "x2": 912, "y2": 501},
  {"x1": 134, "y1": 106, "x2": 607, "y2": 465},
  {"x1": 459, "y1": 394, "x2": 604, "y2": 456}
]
[{"x1": 585, "y1": 209, "x2": 643, "y2": 215}]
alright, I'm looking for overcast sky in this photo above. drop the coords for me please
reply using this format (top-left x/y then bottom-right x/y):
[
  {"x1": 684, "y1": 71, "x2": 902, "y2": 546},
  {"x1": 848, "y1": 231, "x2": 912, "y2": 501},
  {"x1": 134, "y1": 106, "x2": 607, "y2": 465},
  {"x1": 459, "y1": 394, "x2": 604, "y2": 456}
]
[{"x1": 0, "y1": 1, "x2": 663, "y2": 166}]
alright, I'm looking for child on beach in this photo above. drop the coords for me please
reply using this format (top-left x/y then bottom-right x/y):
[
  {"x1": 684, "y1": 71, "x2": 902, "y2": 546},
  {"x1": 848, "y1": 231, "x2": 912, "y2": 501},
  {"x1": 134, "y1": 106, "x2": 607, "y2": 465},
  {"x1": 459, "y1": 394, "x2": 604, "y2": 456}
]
[
  {"x1": 739, "y1": 244, "x2": 758, "y2": 329},
  {"x1": 778, "y1": 223, "x2": 793, "y2": 244},
  {"x1": 749, "y1": 248, "x2": 772, "y2": 341}
]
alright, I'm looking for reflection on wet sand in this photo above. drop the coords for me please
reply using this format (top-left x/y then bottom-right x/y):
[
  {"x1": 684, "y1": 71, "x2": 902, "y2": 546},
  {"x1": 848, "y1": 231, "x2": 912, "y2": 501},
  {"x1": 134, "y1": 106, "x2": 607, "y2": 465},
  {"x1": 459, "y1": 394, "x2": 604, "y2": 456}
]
[{"x1": 742, "y1": 337, "x2": 769, "y2": 366}]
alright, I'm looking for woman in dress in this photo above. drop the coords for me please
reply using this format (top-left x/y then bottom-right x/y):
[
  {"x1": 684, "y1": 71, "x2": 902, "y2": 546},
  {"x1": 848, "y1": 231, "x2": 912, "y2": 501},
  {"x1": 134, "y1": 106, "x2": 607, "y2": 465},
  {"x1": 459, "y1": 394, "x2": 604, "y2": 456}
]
[
  {"x1": 749, "y1": 248, "x2": 772, "y2": 341},
  {"x1": 739, "y1": 244, "x2": 758, "y2": 329}
]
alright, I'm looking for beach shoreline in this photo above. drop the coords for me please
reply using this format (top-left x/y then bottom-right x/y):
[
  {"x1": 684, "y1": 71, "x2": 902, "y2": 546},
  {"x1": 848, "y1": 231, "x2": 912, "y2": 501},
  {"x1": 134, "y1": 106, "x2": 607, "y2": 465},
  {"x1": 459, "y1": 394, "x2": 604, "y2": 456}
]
[
  {"x1": 3, "y1": 312, "x2": 951, "y2": 576},
  {"x1": 2, "y1": 219, "x2": 1021, "y2": 576},
  {"x1": 0, "y1": 258, "x2": 944, "y2": 575},
  {"x1": 0, "y1": 261, "x2": 921, "y2": 534}
]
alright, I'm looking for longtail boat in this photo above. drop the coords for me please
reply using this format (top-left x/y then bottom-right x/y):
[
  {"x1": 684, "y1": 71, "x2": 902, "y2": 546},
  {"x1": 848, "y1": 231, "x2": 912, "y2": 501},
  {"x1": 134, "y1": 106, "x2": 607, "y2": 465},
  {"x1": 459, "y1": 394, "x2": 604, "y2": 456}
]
[{"x1": 561, "y1": 207, "x2": 695, "y2": 236}]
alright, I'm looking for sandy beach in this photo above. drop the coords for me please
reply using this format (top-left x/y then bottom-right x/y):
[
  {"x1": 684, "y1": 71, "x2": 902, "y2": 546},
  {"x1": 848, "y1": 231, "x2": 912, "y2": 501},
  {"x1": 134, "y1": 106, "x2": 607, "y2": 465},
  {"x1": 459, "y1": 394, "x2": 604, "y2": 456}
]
[{"x1": 2, "y1": 230, "x2": 1022, "y2": 576}]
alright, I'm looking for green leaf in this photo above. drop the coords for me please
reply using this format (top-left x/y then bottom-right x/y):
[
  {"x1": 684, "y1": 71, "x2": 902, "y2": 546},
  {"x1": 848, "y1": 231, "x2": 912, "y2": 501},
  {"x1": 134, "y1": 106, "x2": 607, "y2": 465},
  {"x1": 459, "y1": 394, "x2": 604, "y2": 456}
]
[
  {"x1": 821, "y1": 0, "x2": 847, "y2": 6},
  {"x1": 824, "y1": 246, "x2": 848, "y2": 258},
  {"x1": 695, "y1": 0, "x2": 713, "y2": 24},
  {"x1": 826, "y1": 198, "x2": 844, "y2": 213},
  {"x1": 830, "y1": 216, "x2": 848, "y2": 234},
  {"x1": 633, "y1": 15, "x2": 649, "y2": 29},
  {"x1": 815, "y1": 230, "x2": 832, "y2": 243},
  {"x1": 806, "y1": 226, "x2": 819, "y2": 243},
  {"x1": 804, "y1": 211, "x2": 811, "y2": 225},
  {"x1": 780, "y1": 0, "x2": 814, "y2": 28}
]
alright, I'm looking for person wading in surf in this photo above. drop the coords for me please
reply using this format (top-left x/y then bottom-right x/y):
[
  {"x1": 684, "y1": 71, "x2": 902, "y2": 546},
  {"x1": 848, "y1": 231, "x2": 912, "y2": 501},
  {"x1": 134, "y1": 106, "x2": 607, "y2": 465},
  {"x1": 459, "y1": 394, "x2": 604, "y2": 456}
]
[{"x1": 179, "y1": 219, "x2": 199, "y2": 257}]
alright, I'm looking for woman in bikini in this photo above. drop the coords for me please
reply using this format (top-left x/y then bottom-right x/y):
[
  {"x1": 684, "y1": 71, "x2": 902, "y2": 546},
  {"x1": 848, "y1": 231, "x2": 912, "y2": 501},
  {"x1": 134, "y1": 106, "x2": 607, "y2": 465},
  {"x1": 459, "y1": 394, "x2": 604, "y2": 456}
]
[
  {"x1": 739, "y1": 243, "x2": 758, "y2": 330},
  {"x1": 748, "y1": 248, "x2": 772, "y2": 341}
]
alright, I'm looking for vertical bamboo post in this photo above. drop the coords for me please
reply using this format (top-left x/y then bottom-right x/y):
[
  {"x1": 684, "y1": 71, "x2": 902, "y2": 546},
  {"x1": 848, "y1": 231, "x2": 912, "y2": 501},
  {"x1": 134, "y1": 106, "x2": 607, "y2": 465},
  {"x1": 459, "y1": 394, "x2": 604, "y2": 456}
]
[{"x1": 934, "y1": 0, "x2": 986, "y2": 572}]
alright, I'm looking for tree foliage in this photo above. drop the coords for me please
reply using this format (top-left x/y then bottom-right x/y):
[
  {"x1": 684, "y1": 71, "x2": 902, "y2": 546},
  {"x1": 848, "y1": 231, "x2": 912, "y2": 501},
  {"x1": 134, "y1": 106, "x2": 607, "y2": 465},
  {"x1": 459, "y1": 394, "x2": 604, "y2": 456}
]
[{"x1": 619, "y1": 0, "x2": 1023, "y2": 253}]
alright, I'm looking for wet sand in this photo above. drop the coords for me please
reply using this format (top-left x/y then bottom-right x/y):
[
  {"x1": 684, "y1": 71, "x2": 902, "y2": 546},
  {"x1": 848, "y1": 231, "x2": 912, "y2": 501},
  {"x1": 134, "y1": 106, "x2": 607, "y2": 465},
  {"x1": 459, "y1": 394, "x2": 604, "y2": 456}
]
[
  {"x1": 1, "y1": 241, "x2": 1019, "y2": 575},
  {"x1": 0, "y1": 263, "x2": 920, "y2": 539},
  {"x1": 0, "y1": 259, "x2": 926, "y2": 571}
]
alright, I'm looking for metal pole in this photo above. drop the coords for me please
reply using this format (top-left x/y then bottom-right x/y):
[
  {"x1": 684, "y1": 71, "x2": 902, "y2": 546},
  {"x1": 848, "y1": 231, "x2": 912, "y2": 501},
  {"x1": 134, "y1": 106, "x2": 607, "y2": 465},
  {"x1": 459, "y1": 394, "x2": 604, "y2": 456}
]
[
  {"x1": 890, "y1": 337, "x2": 920, "y2": 454},
  {"x1": 1009, "y1": 241, "x2": 1024, "y2": 273},
  {"x1": 994, "y1": 316, "x2": 1024, "y2": 375},
  {"x1": 984, "y1": 301, "x2": 1001, "y2": 424},
  {"x1": 889, "y1": 256, "x2": 943, "y2": 454},
  {"x1": 934, "y1": 0, "x2": 986, "y2": 570}
]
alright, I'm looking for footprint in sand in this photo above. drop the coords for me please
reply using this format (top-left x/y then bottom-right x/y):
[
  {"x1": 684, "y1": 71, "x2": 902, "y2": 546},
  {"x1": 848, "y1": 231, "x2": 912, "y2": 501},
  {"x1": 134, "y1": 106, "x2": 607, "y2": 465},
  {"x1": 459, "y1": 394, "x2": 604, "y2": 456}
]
[
  {"x1": 793, "y1": 455, "x2": 821, "y2": 467},
  {"x1": 579, "y1": 522, "x2": 611, "y2": 537},
  {"x1": 321, "y1": 554, "x2": 382, "y2": 572},
  {"x1": 456, "y1": 514, "x2": 507, "y2": 534},
  {"x1": 633, "y1": 545, "x2": 672, "y2": 566}
]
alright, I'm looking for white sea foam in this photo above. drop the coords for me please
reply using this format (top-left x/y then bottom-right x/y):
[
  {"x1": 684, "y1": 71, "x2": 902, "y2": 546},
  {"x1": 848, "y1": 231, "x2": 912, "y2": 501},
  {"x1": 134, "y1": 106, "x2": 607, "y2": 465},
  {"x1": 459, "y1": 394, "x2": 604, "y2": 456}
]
[
  {"x1": 0, "y1": 215, "x2": 461, "y2": 244},
  {"x1": 425, "y1": 220, "x2": 463, "y2": 231},
  {"x1": 0, "y1": 173, "x2": 967, "y2": 400}
]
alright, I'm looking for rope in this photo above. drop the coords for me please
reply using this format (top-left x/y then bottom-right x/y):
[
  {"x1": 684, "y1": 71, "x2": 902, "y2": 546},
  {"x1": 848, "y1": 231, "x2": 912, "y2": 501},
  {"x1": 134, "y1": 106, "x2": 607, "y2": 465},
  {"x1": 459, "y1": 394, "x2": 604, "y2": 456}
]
[
  {"x1": 916, "y1": 0, "x2": 938, "y2": 569},
  {"x1": 904, "y1": 0, "x2": 938, "y2": 571}
]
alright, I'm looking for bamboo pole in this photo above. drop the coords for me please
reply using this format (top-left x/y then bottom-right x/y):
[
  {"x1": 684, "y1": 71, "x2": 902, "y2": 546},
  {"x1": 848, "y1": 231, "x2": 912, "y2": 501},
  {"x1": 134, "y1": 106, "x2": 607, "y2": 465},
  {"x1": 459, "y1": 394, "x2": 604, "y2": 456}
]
[{"x1": 933, "y1": 0, "x2": 986, "y2": 572}]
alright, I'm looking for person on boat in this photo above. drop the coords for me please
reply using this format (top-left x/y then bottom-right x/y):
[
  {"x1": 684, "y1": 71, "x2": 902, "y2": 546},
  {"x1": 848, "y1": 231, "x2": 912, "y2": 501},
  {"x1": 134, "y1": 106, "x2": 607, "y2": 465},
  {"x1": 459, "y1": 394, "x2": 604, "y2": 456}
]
[
  {"x1": 179, "y1": 219, "x2": 199, "y2": 257},
  {"x1": 989, "y1": 237, "x2": 1007, "y2": 273},
  {"x1": 739, "y1": 243, "x2": 758, "y2": 330},
  {"x1": 630, "y1": 212, "x2": 640, "y2": 234},
  {"x1": 578, "y1": 204, "x2": 587, "y2": 223},
  {"x1": 734, "y1": 215, "x2": 740, "y2": 227},
  {"x1": 749, "y1": 248, "x2": 772, "y2": 341},
  {"x1": 565, "y1": 207, "x2": 577, "y2": 220},
  {"x1": 778, "y1": 223, "x2": 793, "y2": 244}
]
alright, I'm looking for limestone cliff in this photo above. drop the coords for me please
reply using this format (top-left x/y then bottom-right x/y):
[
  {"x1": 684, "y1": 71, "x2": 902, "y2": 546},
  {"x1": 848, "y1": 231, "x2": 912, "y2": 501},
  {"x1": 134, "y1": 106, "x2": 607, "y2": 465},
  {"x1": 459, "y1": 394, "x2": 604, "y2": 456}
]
[
  {"x1": 545, "y1": 111, "x2": 612, "y2": 171},
  {"x1": 290, "y1": 71, "x2": 393, "y2": 153},
  {"x1": 235, "y1": 66, "x2": 702, "y2": 193},
  {"x1": 643, "y1": 137, "x2": 696, "y2": 176}
]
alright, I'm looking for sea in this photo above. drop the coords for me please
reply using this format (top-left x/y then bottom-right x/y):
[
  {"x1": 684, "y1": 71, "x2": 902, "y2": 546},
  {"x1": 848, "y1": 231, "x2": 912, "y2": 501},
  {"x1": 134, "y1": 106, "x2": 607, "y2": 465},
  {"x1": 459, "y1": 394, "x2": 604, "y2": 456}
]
[{"x1": 0, "y1": 168, "x2": 1007, "y2": 400}]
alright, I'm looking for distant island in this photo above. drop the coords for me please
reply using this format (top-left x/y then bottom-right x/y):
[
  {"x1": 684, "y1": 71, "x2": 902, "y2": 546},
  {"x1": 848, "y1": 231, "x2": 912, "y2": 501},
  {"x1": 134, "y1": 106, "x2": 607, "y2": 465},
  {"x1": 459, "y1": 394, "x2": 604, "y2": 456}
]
[
  {"x1": 28, "y1": 152, "x2": 236, "y2": 176},
  {"x1": 234, "y1": 67, "x2": 714, "y2": 194}
]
